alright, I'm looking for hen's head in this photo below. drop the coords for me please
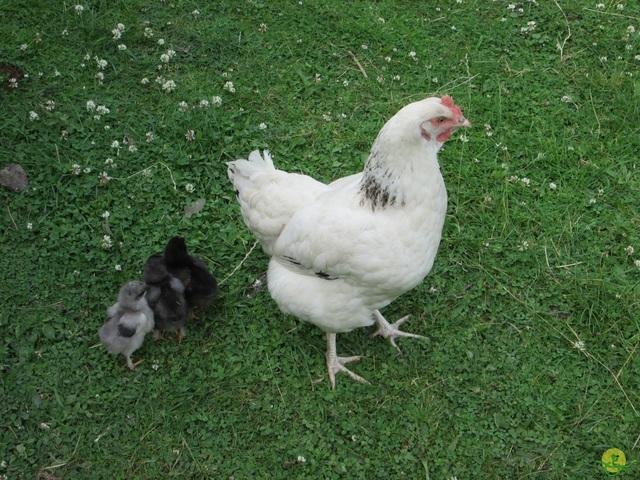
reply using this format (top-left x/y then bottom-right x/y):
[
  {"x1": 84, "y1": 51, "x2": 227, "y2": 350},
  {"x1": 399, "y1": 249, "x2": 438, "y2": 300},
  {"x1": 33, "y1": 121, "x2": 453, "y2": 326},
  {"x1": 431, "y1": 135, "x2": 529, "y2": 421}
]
[{"x1": 385, "y1": 95, "x2": 471, "y2": 149}]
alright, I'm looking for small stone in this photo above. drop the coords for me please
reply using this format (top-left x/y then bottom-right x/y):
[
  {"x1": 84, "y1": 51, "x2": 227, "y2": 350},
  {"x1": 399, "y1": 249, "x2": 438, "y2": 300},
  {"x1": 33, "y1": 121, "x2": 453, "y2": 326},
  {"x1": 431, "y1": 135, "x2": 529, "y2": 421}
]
[{"x1": 0, "y1": 163, "x2": 29, "y2": 192}]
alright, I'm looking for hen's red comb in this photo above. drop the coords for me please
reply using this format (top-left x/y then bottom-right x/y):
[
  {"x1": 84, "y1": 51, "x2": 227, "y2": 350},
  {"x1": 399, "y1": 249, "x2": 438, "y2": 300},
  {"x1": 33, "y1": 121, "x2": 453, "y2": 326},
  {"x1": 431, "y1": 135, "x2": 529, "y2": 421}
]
[{"x1": 441, "y1": 95, "x2": 463, "y2": 117}]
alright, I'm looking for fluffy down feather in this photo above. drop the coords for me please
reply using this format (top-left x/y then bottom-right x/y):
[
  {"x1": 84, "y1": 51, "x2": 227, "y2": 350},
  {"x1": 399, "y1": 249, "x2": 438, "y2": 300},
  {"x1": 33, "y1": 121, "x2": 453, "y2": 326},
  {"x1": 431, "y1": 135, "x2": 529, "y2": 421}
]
[
  {"x1": 98, "y1": 281, "x2": 155, "y2": 370},
  {"x1": 228, "y1": 95, "x2": 471, "y2": 388}
]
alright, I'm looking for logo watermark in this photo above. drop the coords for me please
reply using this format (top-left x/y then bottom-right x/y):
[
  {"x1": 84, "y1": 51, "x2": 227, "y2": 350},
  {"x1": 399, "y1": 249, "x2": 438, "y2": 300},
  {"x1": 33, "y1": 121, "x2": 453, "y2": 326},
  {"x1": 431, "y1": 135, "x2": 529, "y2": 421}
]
[{"x1": 602, "y1": 448, "x2": 635, "y2": 476}]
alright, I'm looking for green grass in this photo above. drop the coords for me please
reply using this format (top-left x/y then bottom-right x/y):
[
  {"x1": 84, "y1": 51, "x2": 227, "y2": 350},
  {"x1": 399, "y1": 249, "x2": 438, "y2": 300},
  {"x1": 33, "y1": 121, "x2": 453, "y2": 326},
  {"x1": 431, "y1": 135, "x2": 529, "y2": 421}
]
[{"x1": 1, "y1": 0, "x2": 639, "y2": 478}]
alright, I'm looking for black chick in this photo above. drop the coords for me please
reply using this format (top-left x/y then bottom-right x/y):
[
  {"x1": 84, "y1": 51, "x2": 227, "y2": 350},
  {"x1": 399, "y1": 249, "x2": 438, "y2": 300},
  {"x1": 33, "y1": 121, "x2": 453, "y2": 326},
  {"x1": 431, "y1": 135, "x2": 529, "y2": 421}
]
[
  {"x1": 163, "y1": 236, "x2": 218, "y2": 317},
  {"x1": 143, "y1": 255, "x2": 189, "y2": 342}
]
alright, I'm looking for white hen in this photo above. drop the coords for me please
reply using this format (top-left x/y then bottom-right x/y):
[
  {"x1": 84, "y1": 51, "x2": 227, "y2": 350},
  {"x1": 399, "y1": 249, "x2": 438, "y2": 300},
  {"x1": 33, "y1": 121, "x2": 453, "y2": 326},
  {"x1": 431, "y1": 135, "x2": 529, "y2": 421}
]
[{"x1": 228, "y1": 95, "x2": 471, "y2": 388}]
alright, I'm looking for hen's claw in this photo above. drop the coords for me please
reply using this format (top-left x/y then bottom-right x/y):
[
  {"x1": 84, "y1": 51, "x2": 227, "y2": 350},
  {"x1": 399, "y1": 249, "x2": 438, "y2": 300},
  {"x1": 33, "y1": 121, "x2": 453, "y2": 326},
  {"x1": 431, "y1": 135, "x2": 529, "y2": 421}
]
[
  {"x1": 325, "y1": 333, "x2": 370, "y2": 389},
  {"x1": 370, "y1": 310, "x2": 426, "y2": 353}
]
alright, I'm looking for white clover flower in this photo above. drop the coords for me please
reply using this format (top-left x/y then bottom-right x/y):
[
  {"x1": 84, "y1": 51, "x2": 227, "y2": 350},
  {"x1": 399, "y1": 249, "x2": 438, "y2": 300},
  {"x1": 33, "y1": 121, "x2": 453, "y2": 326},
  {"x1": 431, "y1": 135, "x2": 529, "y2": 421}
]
[
  {"x1": 259, "y1": 122, "x2": 267, "y2": 130},
  {"x1": 27, "y1": 222, "x2": 33, "y2": 230},
  {"x1": 343, "y1": 80, "x2": 349, "y2": 87},
  {"x1": 71, "y1": 164, "x2": 81, "y2": 175},
  {"x1": 141, "y1": 77, "x2": 149, "y2": 85},
  {"x1": 521, "y1": 177, "x2": 530, "y2": 186},
  {"x1": 158, "y1": 38, "x2": 165, "y2": 46},
  {"x1": 45, "y1": 100, "x2": 56, "y2": 111},
  {"x1": 297, "y1": 456, "x2": 306, "y2": 463},
  {"x1": 589, "y1": 198, "x2": 597, "y2": 204},
  {"x1": 102, "y1": 235, "x2": 113, "y2": 249},
  {"x1": 160, "y1": 53, "x2": 170, "y2": 63},
  {"x1": 199, "y1": 99, "x2": 210, "y2": 108},
  {"x1": 96, "y1": 59, "x2": 108, "y2": 69},
  {"x1": 361, "y1": 44, "x2": 368, "y2": 50},
  {"x1": 561, "y1": 95, "x2": 572, "y2": 103},
  {"x1": 162, "y1": 80, "x2": 176, "y2": 92},
  {"x1": 259, "y1": 23, "x2": 267, "y2": 33},
  {"x1": 627, "y1": 26, "x2": 636, "y2": 34},
  {"x1": 223, "y1": 81, "x2": 235, "y2": 93},
  {"x1": 102, "y1": 211, "x2": 110, "y2": 219},
  {"x1": 178, "y1": 101, "x2": 188, "y2": 112},
  {"x1": 144, "y1": 27, "x2": 153, "y2": 38},
  {"x1": 112, "y1": 28, "x2": 122, "y2": 40},
  {"x1": 409, "y1": 51, "x2": 417, "y2": 58},
  {"x1": 549, "y1": 182, "x2": 557, "y2": 190},
  {"x1": 105, "y1": 158, "x2": 115, "y2": 166},
  {"x1": 378, "y1": 17, "x2": 385, "y2": 24},
  {"x1": 111, "y1": 140, "x2": 120, "y2": 148},
  {"x1": 19, "y1": 44, "x2": 28, "y2": 51},
  {"x1": 635, "y1": 259, "x2": 640, "y2": 269},
  {"x1": 117, "y1": 44, "x2": 127, "y2": 51},
  {"x1": 617, "y1": 3, "x2": 624, "y2": 10},
  {"x1": 29, "y1": 111, "x2": 39, "y2": 121},
  {"x1": 146, "y1": 132, "x2": 155, "y2": 142},
  {"x1": 96, "y1": 105, "x2": 110, "y2": 114},
  {"x1": 573, "y1": 340, "x2": 586, "y2": 351},
  {"x1": 99, "y1": 171, "x2": 111, "y2": 183},
  {"x1": 192, "y1": 9, "x2": 200, "y2": 16},
  {"x1": 185, "y1": 183, "x2": 195, "y2": 193},
  {"x1": 211, "y1": 96, "x2": 222, "y2": 106},
  {"x1": 115, "y1": 264, "x2": 122, "y2": 271},
  {"x1": 185, "y1": 130, "x2": 195, "y2": 141},
  {"x1": 518, "y1": 240, "x2": 530, "y2": 251},
  {"x1": 75, "y1": 4, "x2": 84, "y2": 14},
  {"x1": 128, "y1": 144, "x2": 137, "y2": 153},
  {"x1": 95, "y1": 72, "x2": 104, "y2": 82},
  {"x1": 116, "y1": 23, "x2": 125, "y2": 31},
  {"x1": 626, "y1": 246, "x2": 634, "y2": 255}
]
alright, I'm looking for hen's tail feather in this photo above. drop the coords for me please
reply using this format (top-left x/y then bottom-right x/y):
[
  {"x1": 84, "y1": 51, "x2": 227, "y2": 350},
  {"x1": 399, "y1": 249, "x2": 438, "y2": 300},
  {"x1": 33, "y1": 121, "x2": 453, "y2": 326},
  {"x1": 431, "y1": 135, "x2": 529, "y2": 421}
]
[{"x1": 227, "y1": 150, "x2": 274, "y2": 183}]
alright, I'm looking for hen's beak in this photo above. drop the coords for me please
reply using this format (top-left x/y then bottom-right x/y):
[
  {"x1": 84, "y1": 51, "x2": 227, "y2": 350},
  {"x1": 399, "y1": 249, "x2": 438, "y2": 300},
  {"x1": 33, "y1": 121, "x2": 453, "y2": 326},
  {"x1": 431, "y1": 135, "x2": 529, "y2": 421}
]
[{"x1": 457, "y1": 117, "x2": 472, "y2": 129}]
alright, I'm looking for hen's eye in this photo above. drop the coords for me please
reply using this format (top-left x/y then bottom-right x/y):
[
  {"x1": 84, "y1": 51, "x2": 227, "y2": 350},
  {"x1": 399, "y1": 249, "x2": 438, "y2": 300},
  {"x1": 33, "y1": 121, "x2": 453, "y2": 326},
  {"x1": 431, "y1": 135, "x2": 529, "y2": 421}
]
[{"x1": 437, "y1": 117, "x2": 447, "y2": 124}]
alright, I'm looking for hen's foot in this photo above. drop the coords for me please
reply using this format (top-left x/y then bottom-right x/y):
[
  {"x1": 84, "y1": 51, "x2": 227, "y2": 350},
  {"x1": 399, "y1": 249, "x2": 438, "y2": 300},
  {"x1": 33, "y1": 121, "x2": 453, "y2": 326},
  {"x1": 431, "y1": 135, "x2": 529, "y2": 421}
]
[
  {"x1": 325, "y1": 333, "x2": 370, "y2": 390},
  {"x1": 153, "y1": 330, "x2": 165, "y2": 341},
  {"x1": 370, "y1": 310, "x2": 426, "y2": 353}
]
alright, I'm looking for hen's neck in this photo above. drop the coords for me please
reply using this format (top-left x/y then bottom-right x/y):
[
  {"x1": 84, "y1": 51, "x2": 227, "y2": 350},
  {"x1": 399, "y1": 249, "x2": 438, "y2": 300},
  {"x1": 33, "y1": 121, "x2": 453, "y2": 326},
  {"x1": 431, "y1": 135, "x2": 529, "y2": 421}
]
[{"x1": 358, "y1": 140, "x2": 441, "y2": 211}]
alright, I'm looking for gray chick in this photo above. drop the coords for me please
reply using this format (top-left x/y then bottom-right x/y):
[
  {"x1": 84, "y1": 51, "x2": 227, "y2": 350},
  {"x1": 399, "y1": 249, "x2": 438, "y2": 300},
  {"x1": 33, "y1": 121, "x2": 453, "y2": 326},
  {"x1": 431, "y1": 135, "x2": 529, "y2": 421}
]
[
  {"x1": 98, "y1": 281, "x2": 155, "y2": 370},
  {"x1": 143, "y1": 255, "x2": 189, "y2": 342}
]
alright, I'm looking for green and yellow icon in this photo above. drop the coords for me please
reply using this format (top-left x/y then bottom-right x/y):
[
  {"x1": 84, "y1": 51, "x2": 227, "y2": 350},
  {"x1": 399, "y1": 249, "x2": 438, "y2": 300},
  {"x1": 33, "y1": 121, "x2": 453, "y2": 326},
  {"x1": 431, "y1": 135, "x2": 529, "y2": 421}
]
[{"x1": 601, "y1": 448, "x2": 627, "y2": 476}]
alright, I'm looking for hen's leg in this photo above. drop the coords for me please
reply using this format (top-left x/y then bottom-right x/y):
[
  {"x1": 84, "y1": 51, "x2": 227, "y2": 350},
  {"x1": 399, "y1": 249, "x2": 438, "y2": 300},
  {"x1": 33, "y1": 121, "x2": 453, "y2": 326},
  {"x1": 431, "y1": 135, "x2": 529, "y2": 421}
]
[
  {"x1": 370, "y1": 310, "x2": 425, "y2": 353},
  {"x1": 325, "y1": 333, "x2": 369, "y2": 390}
]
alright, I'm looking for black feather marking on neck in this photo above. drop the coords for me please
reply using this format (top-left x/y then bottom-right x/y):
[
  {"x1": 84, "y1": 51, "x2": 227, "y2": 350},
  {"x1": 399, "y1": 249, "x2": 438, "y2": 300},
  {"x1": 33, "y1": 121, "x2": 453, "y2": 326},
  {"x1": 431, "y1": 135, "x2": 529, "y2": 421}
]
[
  {"x1": 358, "y1": 150, "x2": 405, "y2": 211},
  {"x1": 315, "y1": 271, "x2": 336, "y2": 280}
]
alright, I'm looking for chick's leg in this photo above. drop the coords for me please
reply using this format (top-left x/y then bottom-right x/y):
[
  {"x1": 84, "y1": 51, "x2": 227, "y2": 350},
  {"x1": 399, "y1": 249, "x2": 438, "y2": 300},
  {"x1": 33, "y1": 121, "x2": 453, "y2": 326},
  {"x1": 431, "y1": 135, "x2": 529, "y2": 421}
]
[
  {"x1": 125, "y1": 355, "x2": 144, "y2": 371},
  {"x1": 325, "y1": 333, "x2": 369, "y2": 390},
  {"x1": 370, "y1": 310, "x2": 426, "y2": 354}
]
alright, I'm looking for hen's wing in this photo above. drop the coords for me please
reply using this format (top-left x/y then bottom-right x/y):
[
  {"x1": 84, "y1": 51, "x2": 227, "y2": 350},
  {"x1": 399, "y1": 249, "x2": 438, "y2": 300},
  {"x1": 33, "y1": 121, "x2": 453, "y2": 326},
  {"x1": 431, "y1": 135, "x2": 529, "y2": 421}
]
[
  {"x1": 228, "y1": 150, "x2": 330, "y2": 254},
  {"x1": 273, "y1": 189, "x2": 442, "y2": 296}
]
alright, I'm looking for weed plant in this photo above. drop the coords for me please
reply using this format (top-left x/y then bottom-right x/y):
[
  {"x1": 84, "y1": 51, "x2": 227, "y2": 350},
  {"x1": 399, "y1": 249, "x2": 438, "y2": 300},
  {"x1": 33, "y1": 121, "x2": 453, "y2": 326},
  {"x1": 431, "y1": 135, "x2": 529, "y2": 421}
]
[{"x1": 1, "y1": 1, "x2": 638, "y2": 478}]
